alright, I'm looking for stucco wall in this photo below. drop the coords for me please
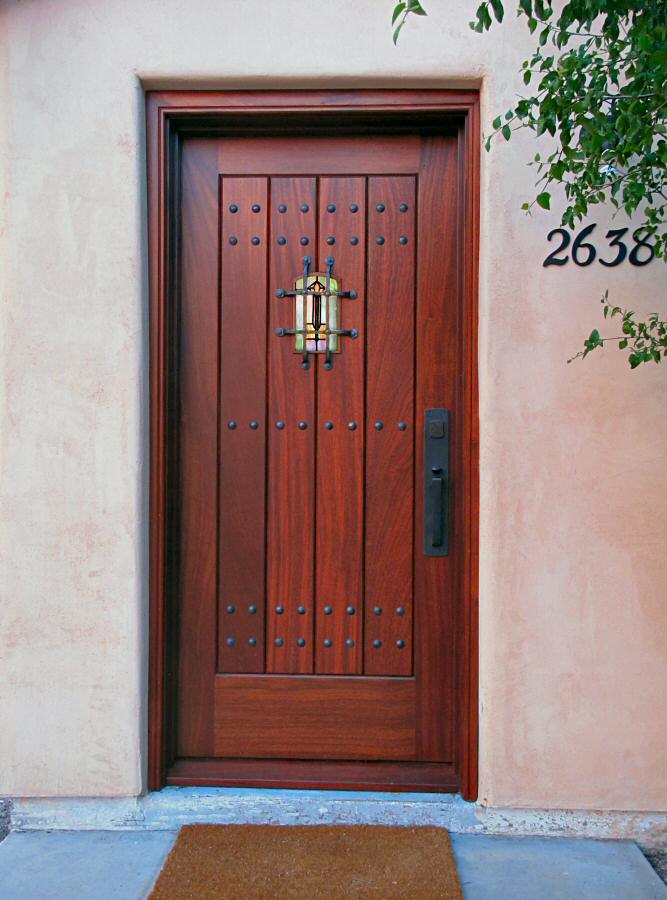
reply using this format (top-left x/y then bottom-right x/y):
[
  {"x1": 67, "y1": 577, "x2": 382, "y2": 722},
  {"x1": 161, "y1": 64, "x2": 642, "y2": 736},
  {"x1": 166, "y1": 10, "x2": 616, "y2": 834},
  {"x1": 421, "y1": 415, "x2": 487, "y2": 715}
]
[{"x1": 1, "y1": 0, "x2": 665, "y2": 808}]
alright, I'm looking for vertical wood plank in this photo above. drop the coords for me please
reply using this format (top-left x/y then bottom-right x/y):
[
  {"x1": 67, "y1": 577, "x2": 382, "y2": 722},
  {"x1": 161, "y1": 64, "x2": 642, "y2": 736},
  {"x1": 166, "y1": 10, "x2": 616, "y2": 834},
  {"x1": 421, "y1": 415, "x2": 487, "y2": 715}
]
[
  {"x1": 414, "y1": 138, "x2": 459, "y2": 760},
  {"x1": 364, "y1": 177, "x2": 416, "y2": 677},
  {"x1": 218, "y1": 178, "x2": 268, "y2": 673},
  {"x1": 314, "y1": 178, "x2": 366, "y2": 674},
  {"x1": 266, "y1": 178, "x2": 317, "y2": 673},
  {"x1": 177, "y1": 141, "x2": 219, "y2": 755}
]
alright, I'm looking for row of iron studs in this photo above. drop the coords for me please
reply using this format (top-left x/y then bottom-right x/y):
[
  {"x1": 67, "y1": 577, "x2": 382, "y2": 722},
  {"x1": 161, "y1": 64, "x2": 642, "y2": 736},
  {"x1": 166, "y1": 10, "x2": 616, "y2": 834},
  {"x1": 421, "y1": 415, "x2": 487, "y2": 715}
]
[
  {"x1": 227, "y1": 202, "x2": 409, "y2": 213},
  {"x1": 226, "y1": 201, "x2": 410, "y2": 244},
  {"x1": 223, "y1": 604, "x2": 408, "y2": 650},
  {"x1": 226, "y1": 421, "x2": 409, "y2": 430},
  {"x1": 227, "y1": 236, "x2": 409, "y2": 245}
]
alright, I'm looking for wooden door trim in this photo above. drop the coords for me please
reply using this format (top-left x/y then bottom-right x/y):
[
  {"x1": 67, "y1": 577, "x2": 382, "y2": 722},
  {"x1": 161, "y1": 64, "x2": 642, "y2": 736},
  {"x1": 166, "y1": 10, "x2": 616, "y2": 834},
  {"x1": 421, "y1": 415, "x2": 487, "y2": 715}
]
[{"x1": 147, "y1": 89, "x2": 480, "y2": 798}]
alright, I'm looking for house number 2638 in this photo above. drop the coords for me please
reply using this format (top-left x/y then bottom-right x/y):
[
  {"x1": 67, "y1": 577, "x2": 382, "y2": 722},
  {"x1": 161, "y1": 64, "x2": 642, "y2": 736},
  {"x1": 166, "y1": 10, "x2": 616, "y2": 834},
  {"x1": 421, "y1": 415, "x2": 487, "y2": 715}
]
[{"x1": 543, "y1": 224, "x2": 655, "y2": 268}]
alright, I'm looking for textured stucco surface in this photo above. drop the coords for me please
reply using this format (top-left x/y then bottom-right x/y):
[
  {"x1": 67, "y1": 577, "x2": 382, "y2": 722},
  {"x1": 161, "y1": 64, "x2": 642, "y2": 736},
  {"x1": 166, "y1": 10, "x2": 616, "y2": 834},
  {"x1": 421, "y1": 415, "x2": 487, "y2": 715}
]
[{"x1": 1, "y1": 0, "x2": 666, "y2": 806}]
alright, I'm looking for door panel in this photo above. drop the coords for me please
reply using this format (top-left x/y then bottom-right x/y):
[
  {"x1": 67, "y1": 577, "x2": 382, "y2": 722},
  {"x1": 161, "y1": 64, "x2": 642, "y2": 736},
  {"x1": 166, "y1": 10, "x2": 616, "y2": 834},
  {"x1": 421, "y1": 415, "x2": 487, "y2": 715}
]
[
  {"x1": 175, "y1": 133, "x2": 463, "y2": 781},
  {"x1": 314, "y1": 177, "x2": 366, "y2": 676},
  {"x1": 218, "y1": 177, "x2": 268, "y2": 674}
]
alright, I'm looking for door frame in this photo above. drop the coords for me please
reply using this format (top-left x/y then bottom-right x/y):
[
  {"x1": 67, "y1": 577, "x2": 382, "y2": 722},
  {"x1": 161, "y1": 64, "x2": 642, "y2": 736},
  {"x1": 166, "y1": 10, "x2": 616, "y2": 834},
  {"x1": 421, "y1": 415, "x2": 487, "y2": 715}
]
[{"x1": 146, "y1": 89, "x2": 480, "y2": 798}]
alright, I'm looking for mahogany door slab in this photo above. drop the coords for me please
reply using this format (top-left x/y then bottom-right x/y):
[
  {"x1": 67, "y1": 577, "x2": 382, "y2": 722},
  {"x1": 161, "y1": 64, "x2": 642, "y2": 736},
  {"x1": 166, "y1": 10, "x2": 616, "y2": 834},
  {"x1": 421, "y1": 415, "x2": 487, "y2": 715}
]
[{"x1": 147, "y1": 91, "x2": 479, "y2": 796}]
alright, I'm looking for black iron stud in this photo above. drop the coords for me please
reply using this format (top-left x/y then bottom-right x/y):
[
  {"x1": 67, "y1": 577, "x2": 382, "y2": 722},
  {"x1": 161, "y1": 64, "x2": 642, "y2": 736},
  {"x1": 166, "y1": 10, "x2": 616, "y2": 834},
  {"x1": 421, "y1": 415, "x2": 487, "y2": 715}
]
[
  {"x1": 229, "y1": 236, "x2": 238, "y2": 245},
  {"x1": 398, "y1": 422, "x2": 407, "y2": 430},
  {"x1": 349, "y1": 290, "x2": 358, "y2": 299},
  {"x1": 350, "y1": 203, "x2": 359, "y2": 212},
  {"x1": 277, "y1": 236, "x2": 287, "y2": 245},
  {"x1": 276, "y1": 605, "x2": 284, "y2": 614},
  {"x1": 324, "y1": 638, "x2": 332, "y2": 647},
  {"x1": 275, "y1": 638, "x2": 284, "y2": 647},
  {"x1": 228, "y1": 420, "x2": 237, "y2": 430},
  {"x1": 229, "y1": 204, "x2": 238, "y2": 213},
  {"x1": 376, "y1": 236, "x2": 385, "y2": 245},
  {"x1": 325, "y1": 421, "x2": 334, "y2": 430},
  {"x1": 324, "y1": 605, "x2": 333, "y2": 615},
  {"x1": 346, "y1": 638, "x2": 355, "y2": 648},
  {"x1": 375, "y1": 421, "x2": 383, "y2": 430},
  {"x1": 298, "y1": 421, "x2": 308, "y2": 430},
  {"x1": 327, "y1": 204, "x2": 336, "y2": 213},
  {"x1": 302, "y1": 361, "x2": 310, "y2": 370},
  {"x1": 300, "y1": 237, "x2": 309, "y2": 246},
  {"x1": 400, "y1": 203, "x2": 409, "y2": 212},
  {"x1": 252, "y1": 203, "x2": 261, "y2": 213},
  {"x1": 373, "y1": 639, "x2": 382, "y2": 649},
  {"x1": 300, "y1": 203, "x2": 309, "y2": 212},
  {"x1": 399, "y1": 236, "x2": 408, "y2": 245},
  {"x1": 350, "y1": 236, "x2": 359, "y2": 245},
  {"x1": 276, "y1": 288, "x2": 286, "y2": 298},
  {"x1": 376, "y1": 203, "x2": 385, "y2": 212},
  {"x1": 397, "y1": 640, "x2": 406, "y2": 648},
  {"x1": 276, "y1": 421, "x2": 285, "y2": 429},
  {"x1": 346, "y1": 606, "x2": 355, "y2": 615},
  {"x1": 326, "y1": 236, "x2": 335, "y2": 245},
  {"x1": 251, "y1": 236, "x2": 261, "y2": 245},
  {"x1": 226, "y1": 604, "x2": 236, "y2": 613},
  {"x1": 373, "y1": 607, "x2": 382, "y2": 615},
  {"x1": 297, "y1": 605, "x2": 306, "y2": 615},
  {"x1": 226, "y1": 637, "x2": 235, "y2": 646},
  {"x1": 297, "y1": 638, "x2": 306, "y2": 647},
  {"x1": 278, "y1": 203, "x2": 287, "y2": 213},
  {"x1": 248, "y1": 637, "x2": 257, "y2": 646},
  {"x1": 350, "y1": 328, "x2": 359, "y2": 339},
  {"x1": 348, "y1": 422, "x2": 357, "y2": 430},
  {"x1": 250, "y1": 420, "x2": 259, "y2": 429},
  {"x1": 248, "y1": 605, "x2": 257, "y2": 614},
  {"x1": 396, "y1": 607, "x2": 406, "y2": 616}
]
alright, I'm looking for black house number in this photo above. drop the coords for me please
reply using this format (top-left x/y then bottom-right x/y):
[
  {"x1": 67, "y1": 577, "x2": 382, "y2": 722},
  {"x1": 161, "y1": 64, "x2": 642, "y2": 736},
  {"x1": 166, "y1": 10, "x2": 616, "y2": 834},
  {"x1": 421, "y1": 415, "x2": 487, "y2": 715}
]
[{"x1": 543, "y1": 224, "x2": 655, "y2": 268}]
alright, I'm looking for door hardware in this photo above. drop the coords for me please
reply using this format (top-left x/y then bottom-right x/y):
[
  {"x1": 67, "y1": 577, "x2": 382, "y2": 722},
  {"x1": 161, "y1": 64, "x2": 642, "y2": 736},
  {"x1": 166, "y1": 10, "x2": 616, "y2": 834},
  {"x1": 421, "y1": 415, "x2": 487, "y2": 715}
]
[{"x1": 424, "y1": 408, "x2": 450, "y2": 556}]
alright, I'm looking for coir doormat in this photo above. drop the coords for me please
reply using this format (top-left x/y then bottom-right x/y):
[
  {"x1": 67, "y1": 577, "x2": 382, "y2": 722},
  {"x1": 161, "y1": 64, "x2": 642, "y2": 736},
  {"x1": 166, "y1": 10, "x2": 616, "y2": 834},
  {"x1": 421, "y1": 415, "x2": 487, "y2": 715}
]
[{"x1": 150, "y1": 824, "x2": 463, "y2": 899}]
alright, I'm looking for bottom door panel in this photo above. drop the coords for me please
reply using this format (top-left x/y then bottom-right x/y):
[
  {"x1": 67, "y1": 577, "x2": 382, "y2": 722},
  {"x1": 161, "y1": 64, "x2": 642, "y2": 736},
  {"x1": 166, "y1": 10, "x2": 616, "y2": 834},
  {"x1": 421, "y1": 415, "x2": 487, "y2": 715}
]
[{"x1": 214, "y1": 676, "x2": 416, "y2": 759}]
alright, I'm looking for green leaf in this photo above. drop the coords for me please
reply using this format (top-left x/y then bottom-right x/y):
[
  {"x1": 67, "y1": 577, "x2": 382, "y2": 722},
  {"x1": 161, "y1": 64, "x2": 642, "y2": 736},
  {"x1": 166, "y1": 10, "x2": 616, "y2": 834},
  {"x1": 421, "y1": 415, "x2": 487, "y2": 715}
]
[
  {"x1": 392, "y1": 22, "x2": 404, "y2": 44},
  {"x1": 490, "y1": 0, "x2": 504, "y2": 22},
  {"x1": 536, "y1": 191, "x2": 551, "y2": 210},
  {"x1": 391, "y1": 3, "x2": 406, "y2": 25},
  {"x1": 502, "y1": 124, "x2": 512, "y2": 140},
  {"x1": 493, "y1": 116, "x2": 502, "y2": 130}
]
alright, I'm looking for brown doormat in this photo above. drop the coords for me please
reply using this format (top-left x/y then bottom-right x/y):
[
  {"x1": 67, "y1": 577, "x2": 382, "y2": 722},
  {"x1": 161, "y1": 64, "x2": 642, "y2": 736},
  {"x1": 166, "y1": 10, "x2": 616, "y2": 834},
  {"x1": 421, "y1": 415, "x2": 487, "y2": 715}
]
[{"x1": 150, "y1": 824, "x2": 463, "y2": 899}]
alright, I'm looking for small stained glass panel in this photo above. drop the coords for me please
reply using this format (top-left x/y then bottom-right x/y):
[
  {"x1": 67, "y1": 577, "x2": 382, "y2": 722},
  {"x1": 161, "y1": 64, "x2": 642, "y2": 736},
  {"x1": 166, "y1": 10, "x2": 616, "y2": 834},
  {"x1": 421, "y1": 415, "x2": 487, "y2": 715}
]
[{"x1": 294, "y1": 273, "x2": 340, "y2": 354}]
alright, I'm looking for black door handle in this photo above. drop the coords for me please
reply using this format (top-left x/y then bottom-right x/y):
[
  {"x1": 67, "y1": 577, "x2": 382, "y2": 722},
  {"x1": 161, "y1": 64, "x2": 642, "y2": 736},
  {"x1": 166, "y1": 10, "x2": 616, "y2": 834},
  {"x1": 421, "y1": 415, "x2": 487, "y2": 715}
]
[
  {"x1": 429, "y1": 467, "x2": 444, "y2": 548},
  {"x1": 424, "y1": 409, "x2": 449, "y2": 556}
]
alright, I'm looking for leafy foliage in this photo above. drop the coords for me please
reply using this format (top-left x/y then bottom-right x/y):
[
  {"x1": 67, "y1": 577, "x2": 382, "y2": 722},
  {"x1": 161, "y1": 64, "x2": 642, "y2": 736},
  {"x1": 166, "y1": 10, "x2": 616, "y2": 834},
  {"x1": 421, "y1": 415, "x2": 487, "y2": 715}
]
[
  {"x1": 391, "y1": 0, "x2": 667, "y2": 369},
  {"x1": 569, "y1": 291, "x2": 667, "y2": 366}
]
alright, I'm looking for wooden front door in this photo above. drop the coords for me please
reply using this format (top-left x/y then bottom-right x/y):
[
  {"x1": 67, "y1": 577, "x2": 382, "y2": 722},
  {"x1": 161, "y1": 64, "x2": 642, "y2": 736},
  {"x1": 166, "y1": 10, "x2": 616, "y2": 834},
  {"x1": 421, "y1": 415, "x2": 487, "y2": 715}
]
[{"x1": 150, "y1": 92, "x2": 478, "y2": 795}]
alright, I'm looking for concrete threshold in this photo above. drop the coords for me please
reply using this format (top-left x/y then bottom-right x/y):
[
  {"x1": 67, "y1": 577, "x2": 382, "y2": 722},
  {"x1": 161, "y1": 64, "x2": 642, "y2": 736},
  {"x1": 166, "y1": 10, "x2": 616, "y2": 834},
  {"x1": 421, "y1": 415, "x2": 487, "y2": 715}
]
[{"x1": 7, "y1": 788, "x2": 667, "y2": 849}]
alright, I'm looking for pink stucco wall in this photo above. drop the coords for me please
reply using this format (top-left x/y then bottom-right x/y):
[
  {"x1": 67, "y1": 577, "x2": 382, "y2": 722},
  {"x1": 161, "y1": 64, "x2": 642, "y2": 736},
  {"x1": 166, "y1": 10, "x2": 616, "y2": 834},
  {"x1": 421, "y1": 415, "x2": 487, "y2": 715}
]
[{"x1": 1, "y1": 0, "x2": 665, "y2": 807}]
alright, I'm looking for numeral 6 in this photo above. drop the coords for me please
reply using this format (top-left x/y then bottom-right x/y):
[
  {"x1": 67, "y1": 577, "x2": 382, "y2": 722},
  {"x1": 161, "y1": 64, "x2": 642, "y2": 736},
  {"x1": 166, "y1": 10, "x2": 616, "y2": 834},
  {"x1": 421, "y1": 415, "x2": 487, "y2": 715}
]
[{"x1": 571, "y1": 223, "x2": 596, "y2": 266}]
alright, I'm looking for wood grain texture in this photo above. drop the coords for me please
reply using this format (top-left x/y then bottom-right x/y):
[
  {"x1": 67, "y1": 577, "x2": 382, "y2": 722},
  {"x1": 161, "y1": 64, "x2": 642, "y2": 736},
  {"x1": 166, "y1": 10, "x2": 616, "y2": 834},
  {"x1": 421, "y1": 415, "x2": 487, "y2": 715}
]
[
  {"x1": 167, "y1": 757, "x2": 459, "y2": 792},
  {"x1": 314, "y1": 178, "x2": 366, "y2": 675},
  {"x1": 176, "y1": 141, "x2": 219, "y2": 756},
  {"x1": 364, "y1": 177, "x2": 416, "y2": 677},
  {"x1": 148, "y1": 91, "x2": 480, "y2": 795},
  {"x1": 266, "y1": 178, "x2": 317, "y2": 674},
  {"x1": 214, "y1": 675, "x2": 416, "y2": 759},
  {"x1": 414, "y1": 138, "x2": 460, "y2": 762},
  {"x1": 218, "y1": 177, "x2": 268, "y2": 673}
]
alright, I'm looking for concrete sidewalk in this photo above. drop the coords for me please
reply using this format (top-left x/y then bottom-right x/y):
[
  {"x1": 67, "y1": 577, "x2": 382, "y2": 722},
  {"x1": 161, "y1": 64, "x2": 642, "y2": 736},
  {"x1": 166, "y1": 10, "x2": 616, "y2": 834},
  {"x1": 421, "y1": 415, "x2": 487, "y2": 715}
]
[{"x1": 0, "y1": 830, "x2": 665, "y2": 899}]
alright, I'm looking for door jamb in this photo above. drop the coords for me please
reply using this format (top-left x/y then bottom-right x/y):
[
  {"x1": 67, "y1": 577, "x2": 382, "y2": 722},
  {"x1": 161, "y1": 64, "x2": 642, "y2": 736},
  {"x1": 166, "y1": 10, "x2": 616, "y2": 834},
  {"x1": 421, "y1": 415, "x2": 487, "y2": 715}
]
[{"x1": 146, "y1": 89, "x2": 480, "y2": 799}]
